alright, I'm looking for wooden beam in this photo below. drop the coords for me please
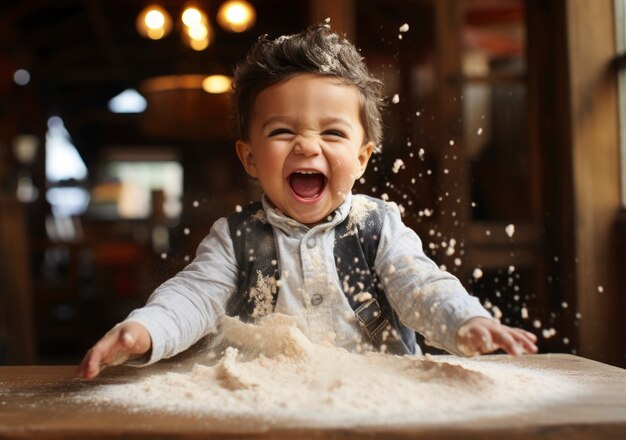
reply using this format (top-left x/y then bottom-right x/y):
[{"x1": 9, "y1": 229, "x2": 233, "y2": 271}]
[
  {"x1": 0, "y1": 195, "x2": 37, "y2": 364},
  {"x1": 565, "y1": 0, "x2": 621, "y2": 363}
]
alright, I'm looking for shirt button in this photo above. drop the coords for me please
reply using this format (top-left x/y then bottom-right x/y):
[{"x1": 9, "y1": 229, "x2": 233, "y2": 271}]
[
  {"x1": 306, "y1": 237, "x2": 316, "y2": 248},
  {"x1": 311, "y1": 293, "x2": 323, "y2": 306}
]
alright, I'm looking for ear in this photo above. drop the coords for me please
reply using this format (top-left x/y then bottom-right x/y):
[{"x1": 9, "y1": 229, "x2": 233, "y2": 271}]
[
  {"x1": 356, "y1": 141, "x2": 375, "y2": 178},
  {"x1": 236, "y1": 140, "x2": 258, "y2": 178}
]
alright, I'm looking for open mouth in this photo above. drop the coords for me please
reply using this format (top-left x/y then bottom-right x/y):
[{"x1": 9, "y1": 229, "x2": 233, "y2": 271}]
[{"x1": 288, "y1": 170, "x2": 327, "y2": 200}]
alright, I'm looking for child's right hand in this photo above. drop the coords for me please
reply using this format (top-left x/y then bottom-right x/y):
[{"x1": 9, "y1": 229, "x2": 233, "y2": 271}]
[{"x1": 76, "y1": 322, "x2": 151, "y2": 379}]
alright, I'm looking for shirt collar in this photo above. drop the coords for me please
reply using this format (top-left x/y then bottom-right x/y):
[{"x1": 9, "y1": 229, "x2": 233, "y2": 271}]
[{"x1": 261, "y1": 193, "x2": 353, "y2": 234}]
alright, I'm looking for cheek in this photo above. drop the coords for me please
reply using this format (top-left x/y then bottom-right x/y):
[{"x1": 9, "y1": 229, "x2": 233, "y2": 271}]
[
  {"x1": 330, "y1": 148, "x2": 355, "y2": 167},
  {"x1": 255, "y1": 148, "x2": 284, "y2": 172},
  {"x1": 331, "y1": 154, "x2": 361, "y2": 187}
]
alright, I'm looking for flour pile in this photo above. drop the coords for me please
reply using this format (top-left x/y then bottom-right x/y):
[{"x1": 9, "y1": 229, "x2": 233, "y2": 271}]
[{"x1": 81, "y1": 314, "x2": 588, "y2": 427}]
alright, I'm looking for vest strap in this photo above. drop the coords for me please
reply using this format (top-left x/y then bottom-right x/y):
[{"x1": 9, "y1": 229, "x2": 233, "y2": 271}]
[{"x1": 355, "y1": 297, "x2": 412, "y2": 355}]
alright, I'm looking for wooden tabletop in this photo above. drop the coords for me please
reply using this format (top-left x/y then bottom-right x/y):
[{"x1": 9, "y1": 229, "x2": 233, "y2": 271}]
[{"x1": 0, "y1": 354, "x2": 625, "y2": 440}]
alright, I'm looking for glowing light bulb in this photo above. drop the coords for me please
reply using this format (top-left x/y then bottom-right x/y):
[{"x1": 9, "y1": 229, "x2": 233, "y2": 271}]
[
  {"x1": 136, "y1": 5, "x2": 172, "y2": 40},
  {"x1": 145, "y1": 10, "x2": 165, "y2": 29},
  {"x1": 189, "y1": 37, "x2": 210, "y2": 51},
  {"x1": 181, "y1": 7, "x2": 203, "y2": 27},
  {"x1": 202, "y1": 75, "x2": 233, "y2": 94},
  {"x1": 180, "y1": 5, "x2": 211, "y2": 50},
  {"x1": 147, "y1": 27, "x2": 165, "y2": 40},
  {"x1": 217, "y1": 0, "x2": 256, "y2": 33},
  {"x1": 187, "y1": 23, "x2": 208, "y2": 40},
  {"x1": 183, "y1": 21, "x2": 213, "y2": 50}
]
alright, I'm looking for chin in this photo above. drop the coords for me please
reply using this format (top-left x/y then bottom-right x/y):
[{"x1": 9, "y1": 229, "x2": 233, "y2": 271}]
[
  {"x1": 294, "y1": 214, "x2": 326, "y2": 226},
  {"x1": 289, "y1": 207, "x2": 332, "y2": 226}
]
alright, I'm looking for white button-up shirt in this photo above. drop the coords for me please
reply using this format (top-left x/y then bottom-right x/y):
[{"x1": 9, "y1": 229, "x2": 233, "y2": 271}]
[{"x1": 126, "y1": 193, "x2": 491, "y2": 364}]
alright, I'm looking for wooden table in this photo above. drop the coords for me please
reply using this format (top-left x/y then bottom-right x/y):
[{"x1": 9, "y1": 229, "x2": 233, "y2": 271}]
[{"x1": 1, "y1": 354, "x2": 625, "y2": 439}]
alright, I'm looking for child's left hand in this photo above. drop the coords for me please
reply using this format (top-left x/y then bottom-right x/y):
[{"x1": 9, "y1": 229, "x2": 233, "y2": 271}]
[{"x1": 456, "y1": 317, "x2": 538, "y2": 356}]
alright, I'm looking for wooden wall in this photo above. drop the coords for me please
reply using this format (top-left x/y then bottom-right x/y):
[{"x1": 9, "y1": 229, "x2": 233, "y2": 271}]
[
  {"x1": 565, "y1": 0, "x2": 623, "y2": 365},
  {"x1": 0, "y1": 196, "x2": 36, "y2": 364}
]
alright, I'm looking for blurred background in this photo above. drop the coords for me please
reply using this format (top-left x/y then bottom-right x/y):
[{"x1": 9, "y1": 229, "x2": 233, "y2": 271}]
[{"x1": 0, "y1": 0, "x2": 624, "y2": 368}]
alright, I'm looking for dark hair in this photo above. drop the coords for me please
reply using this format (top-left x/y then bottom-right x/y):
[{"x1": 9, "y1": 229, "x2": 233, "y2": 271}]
[{"x1": 232, "y1": 24, "x2": 384, "y2": 146}]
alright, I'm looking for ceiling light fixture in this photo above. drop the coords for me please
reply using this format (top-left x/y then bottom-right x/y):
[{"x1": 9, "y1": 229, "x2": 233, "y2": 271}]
[
  {"x1": 141, "y1": 74, "x2": 233, "y2": 95},
  {"x1": 136, "y1": 1, "x2": 256, "y2": 50},
  {"x1": 180, "y1": 4, "x2": 212, "y2": 51}
]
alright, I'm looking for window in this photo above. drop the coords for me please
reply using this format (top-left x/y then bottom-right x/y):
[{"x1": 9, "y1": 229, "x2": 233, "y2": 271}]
[
  {"x1": 615, "y1": 0, "x2": 626, "y2": 207},
  {"x1": 45, "y1": 116, "x2": 90, "y2": 219},
  {"x1": 89, "y1": 150, "x2": 183, "y2": 221}
]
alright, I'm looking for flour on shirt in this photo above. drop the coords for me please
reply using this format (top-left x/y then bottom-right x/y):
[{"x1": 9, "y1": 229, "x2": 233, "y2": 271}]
[
  {"x1": 251, "y1": 208, "x2": 267, "y2": 223},
  {"x1": 249, "y1": 271, "x2": 276, "y2": 318},
  {"x1": 345, "y1": 195, "x2": 379, "y2": 235}
]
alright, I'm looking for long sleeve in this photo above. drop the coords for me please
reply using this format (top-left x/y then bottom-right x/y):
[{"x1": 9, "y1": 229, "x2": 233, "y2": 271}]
[
  {"x1": 124, "y1": 217, "x2": 238, "y2": 364},
  {"x1": 375, "y1": 202, "x2": 491, "y2": 355}
]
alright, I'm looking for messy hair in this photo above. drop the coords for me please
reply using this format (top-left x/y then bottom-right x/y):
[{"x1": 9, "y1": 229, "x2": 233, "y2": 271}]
[{"x1": 232, "y1": 24, "x2": 384, "y2": 147}]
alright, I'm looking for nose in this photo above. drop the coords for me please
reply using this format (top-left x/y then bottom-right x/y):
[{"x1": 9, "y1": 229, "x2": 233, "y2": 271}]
[{"x1": 293, "y1": 135, "x2": 321, "y2": 156}]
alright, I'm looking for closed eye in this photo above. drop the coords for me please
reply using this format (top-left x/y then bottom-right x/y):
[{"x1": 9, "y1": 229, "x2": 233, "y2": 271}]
[
  {"x1": 268, "y1": 128, "x2": 294, "y2": 137},
  {"x1": 322, "y1": 129, "x2": 347, "y2": 138}
]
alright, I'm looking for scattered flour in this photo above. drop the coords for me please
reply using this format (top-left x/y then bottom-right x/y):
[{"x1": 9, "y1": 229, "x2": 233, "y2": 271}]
[
  {"x1": 391, "y1": 158, "x2": 405, "y2": 174},
  {"x1": 505, "y1": 223, "x2": 515, "y2": 238},
  {"x1": 79, "y1": 314, "x2": 590, "y2": 428}
]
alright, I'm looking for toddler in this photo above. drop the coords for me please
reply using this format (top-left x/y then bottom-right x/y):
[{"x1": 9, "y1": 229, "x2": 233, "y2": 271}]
[{"x1": 78, "y1": 25, "x2": 537, "y2": 379}]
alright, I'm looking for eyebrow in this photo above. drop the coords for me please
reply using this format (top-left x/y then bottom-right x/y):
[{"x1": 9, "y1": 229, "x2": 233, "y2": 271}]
[
  {"x1": 320, "y1": 117, "x2": 354, "y2": 129},
  {"x1": 260, "y1": 116, "x2": 293, "y2": 131}
]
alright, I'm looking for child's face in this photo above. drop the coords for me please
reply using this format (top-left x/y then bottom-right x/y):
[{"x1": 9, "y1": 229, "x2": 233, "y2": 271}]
[{"x1": 236, "y1": 73, "x2": 374, "y2": 225}]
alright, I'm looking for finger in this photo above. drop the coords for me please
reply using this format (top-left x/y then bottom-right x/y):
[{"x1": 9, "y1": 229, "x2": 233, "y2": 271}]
[
  {"x1": 458, "y1": 324, "x2": 493, "y2": 356},
  {"x1": 77, "y1": 347, "x2": 104, "y2": 379},
  {"x1": 77, "y1": 328, "x2": 124, "y2": 379},
  {"x1": 471, "y1": 325, "x2": 495, "y2": 354},
  {"x1": 510, "y1": 328, "x2": 538, "y2": 353},
  {"x1": 99, "y1": 334, "x2": 134, "y2": 367},
  {"x1": 521, "y1": 329, "x2": 538, "y2": 342},
  {"x1": 100, "y1": 329, "x2": 135, "y2": 366},
  {"x1": 76, "y1": 350, "x2": 92, "y2": 378},
  {"x1": 510, "y1": 326, "x2": 538, "y2": 342},
  {"x1": 492, "y1": 328, "x2": 524, "y2": 356}
]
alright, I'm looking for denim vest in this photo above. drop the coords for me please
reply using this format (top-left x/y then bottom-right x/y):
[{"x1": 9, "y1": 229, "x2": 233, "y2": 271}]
[{"x1": 225, "y1": 196, "x2": 416, "y2": 356}]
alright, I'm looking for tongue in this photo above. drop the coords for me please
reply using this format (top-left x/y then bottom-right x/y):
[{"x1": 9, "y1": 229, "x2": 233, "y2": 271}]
[{"x1": 290, "y1": 173, "x2": 324, "y2": 198}]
